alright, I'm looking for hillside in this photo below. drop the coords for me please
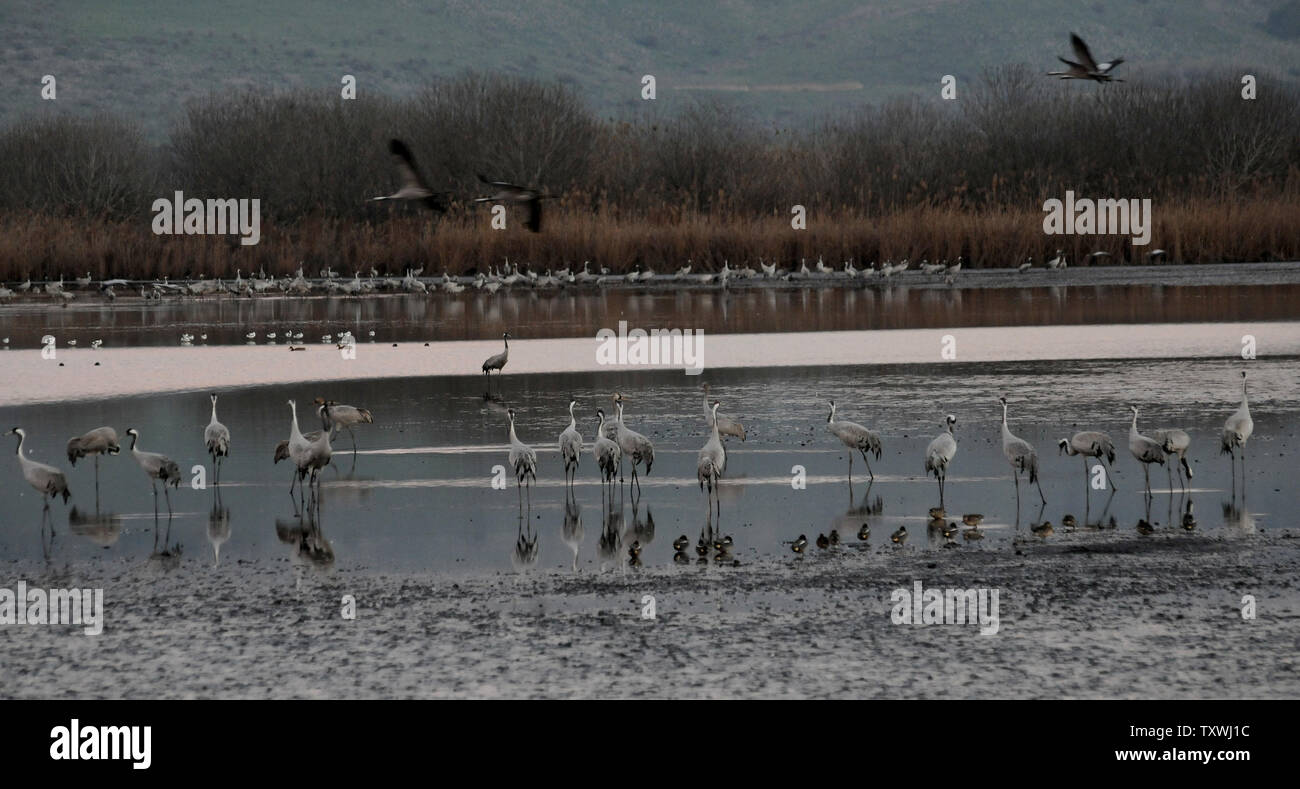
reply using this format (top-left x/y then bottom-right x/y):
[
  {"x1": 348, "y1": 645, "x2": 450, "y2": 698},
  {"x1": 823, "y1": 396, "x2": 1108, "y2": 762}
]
[{"x1": 3, "y1": 0, "x2": 1299, "y2": 135}]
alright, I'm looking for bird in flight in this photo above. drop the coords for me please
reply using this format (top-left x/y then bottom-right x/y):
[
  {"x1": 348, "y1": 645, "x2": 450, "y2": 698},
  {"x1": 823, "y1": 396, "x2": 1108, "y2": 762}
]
[
  {"x1": 1048, "y1": 33, "x2": 1124, "y2": 82},
  {"x1": 371, "y1": 139, "x2": 451, "y2": 215},
  {"x1": 475, "y1": 175, "x2": 549, "y2": 233}
]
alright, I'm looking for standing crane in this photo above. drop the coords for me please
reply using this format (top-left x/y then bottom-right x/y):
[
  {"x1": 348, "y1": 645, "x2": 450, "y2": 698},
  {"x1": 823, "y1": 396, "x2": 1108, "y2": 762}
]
[
  {"x1": 924, "y1": 415, "x2": 958, "y2": 507},
  {"x1": 592, "y1": 409, "x2": 621, "y2": 487},
  {"x1": 1057, "y1": 430, "x2": 1118, "y2": 492},
  {"x1": 205, "y1": 393, "x2": 231, "y2": 484},
  {"x1": 826, "y1": 400, "x2": 882, "y2": 483},
  {"x1": 1127, "y1": 406, "x2": 1166, "y2": 498},
  {"x1": 481, "y1": 331, "x2": 510, "y2": 389},
  {"x1": 66, "y1": 426, "x2": 119, "y2": 497},
  {"x1": 697, "y1": 401, "x2": 727, "y2": 515},
  {"x1": 1148, "y1": 428, "x2": 1192, "y2": 491},
  {"x1": 314, "y1": 397, "x2": 373, "y2": 457},
  {"x1": 8, "y1": 428, "x2": 71, "y2": 521},
  {"x1": 506, "y1": 408, "x2": 538, "y2": 501},
  {"x1": 558, "y1": 399, "x2": 583, "y2": 485},
  {"x1": 1220, "y1": 371, "x2": 1253, "y2": 490},
  {"x1": 125, "y1": 428, "x2": 181, "y2": 515},
  {"x1": 612, "y1": 394, "x2": 654, "y2": 491},
  {"x1": 999, "y1": 396, "x2": 1046, "y2": 510}
]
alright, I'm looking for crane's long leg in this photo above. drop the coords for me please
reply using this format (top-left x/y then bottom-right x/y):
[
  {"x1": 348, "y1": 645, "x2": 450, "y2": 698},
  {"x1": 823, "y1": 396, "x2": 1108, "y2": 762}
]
[
  {"x1": 164, "y1": 483, "x2": 173, "y2": 515},
  {"x1": 861, "y1": 449, "x2": 875, "y2": 482},
  {"x1": 348, "y1": 425, "x2": 357, "y2": 457},
  {"x1": 847, "y1": 451, "x2": 853, "y2": 484},
  {"x1": 1034, "y1": 473, "x2": 1046, "y2": 505}
]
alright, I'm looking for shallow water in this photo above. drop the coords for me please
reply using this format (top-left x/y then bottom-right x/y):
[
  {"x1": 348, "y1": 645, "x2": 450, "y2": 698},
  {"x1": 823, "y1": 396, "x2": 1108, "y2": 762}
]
[
  {"x1": 3, "y1": 280, "x2": 1299, "y2": 349},
  {"x1": 1, "y1": 357, "x2": 1290, "y2": 574}
]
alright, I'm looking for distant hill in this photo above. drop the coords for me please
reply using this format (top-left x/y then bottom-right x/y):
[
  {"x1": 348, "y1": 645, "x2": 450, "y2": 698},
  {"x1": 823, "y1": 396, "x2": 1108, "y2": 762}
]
[{"x1": 3, "y1": 0, "x2": 1299, "y2": 135}]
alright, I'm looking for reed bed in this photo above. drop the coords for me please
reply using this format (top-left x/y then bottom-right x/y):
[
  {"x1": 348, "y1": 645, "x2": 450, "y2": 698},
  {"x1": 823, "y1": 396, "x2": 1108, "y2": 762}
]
[{"x1": 1, "y1": 197, "x2": 1297, "y2": 281}]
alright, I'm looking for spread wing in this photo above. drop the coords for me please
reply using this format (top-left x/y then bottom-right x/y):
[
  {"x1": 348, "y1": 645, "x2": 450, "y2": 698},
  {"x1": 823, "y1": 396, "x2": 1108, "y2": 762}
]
[
  {"x1": 389, "y1": 139, "x2": 429, "y2": 192},
  {"x1": 1070, "y1": 33, "x2": 1100, "y2": 72}
]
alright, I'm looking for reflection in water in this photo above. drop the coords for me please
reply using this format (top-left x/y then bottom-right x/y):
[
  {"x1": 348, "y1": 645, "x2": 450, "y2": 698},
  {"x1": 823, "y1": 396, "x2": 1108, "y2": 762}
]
[
  {"x1": 1222, "y1": 498, "x2": 1256, "y2": 533},
  {"x1": 512, "y1": 506, "x2": 539, "y2": 571},
  {"x1": 68, "y1": 506, "x2": 122, "y2": 549},
  {"x1": 208, "y1": 488, "x2": 231, "y2": 566},
  {"x1": 275, "y1": 498, "x2": 335, "y2": 586},
  {"x1": 560, "y1": 491, "x2": 582, "y2": 572},
  {"x1": 148, "y1": 512, "x2": 182, "y2": 570},
  {"x1": 597, "y1": 492, "x2": 624, "y2": 571},
  {"x1": 9, "y1": 280, "x2": 1300, "y2": 350}
]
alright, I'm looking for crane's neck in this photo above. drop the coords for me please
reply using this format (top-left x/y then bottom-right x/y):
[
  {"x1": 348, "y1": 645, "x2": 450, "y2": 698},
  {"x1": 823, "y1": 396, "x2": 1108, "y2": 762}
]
[
  {"x1": 129, "y1": 432, "x2": 139, "y2": 451},
  {"x1": 289, "y1": 402, "x2": 302, "y2": 440},
  {"x1": 1129, "y1": 411, "x2": 1140, "y2": 436},
  {"x1": 567, "y1": 402, "x2": 576, "y2": 429},
  {"x1": 13, "y1": 432, "x2": 23, "y2": 456},
  {"x1": 1000, "y1": 403, "x2": 1010, "y2": 437},
  {"x1": 209, "y1": 399, "x2": 218, "y2": 424},
  {"x1": 597, "y1": 412, "x2": 605, "y2": 432},
  {"x1": 508, "y1": 415, "x2": 518, "y2": 443},
  {"x1": 503, "y1": 336, "x2": 509, "y2": 351},
  {"x1": 1241, "y1": 378, "x2": 1249, "y2": 411},
  {"x1": 710, "y1": 405, "x2": 721, "y2": 440},
  {"x1": 827, "y1": 403, "x2": 836, "y2": 424},
  {"x1": 616, "y1": 402, "x2": 625, "y2": 426}
]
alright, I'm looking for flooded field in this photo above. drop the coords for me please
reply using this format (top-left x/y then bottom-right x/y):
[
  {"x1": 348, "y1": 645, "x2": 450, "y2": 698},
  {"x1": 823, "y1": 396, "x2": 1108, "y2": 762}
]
[
  {"x1": 1, "y1": 356, "x2": 1291, "y2": 575},
  {"x1": 3, "y1": 271, "x2": 1297, "y2": 700}
]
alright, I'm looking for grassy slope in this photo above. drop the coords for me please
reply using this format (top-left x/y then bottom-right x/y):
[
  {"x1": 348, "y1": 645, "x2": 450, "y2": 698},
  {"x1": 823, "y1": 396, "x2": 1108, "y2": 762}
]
[{"x1": 2, "y1": 0, "x2": 1297, "y2": 135}]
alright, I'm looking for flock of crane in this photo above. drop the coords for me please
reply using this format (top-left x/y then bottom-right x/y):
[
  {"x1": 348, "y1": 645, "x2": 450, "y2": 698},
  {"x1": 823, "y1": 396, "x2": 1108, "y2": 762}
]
[
  {"x1": 6, "y1": 327, "x2": 1256, "y2": 551},
  {"x1": 5, "y1": 246, "x2": 1160, "y2": 308}
]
